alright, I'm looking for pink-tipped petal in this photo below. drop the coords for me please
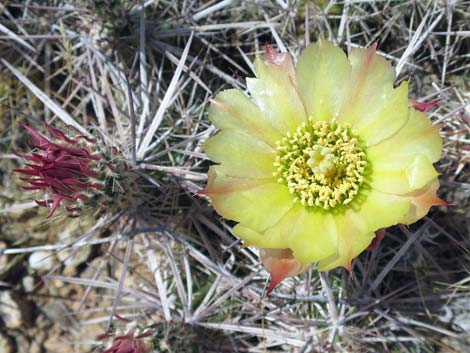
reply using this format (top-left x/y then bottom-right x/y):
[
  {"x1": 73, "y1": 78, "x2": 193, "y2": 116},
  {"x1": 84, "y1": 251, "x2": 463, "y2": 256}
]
[
  {"x1": 410, "y1": 99, "x2": 441, "y2": 112},
  {"x1": 400, "y1": 179, "x2": 448, "y2": 225},
  {"x1": 22, "y1": 186, "x2": 44, "y2": 190},
  {"x1": 97, "y1": 333, "x2": 113, "y2": 340},
  {"x1": 114, "y1": 314, "x2": 132, "y2": 323},
  {"x1": 45, "y1": 122, "x2": 76, "y2": 144},
  {"x1": 367, "y1": 228, "x2": 386, "y2": 252},
  {"x1": 73, "y1": 193, "x2": 88, "y2": 201},
  {"x1": 47, "y1": 196, "x2": 64, "y2": 218},
  {"x1": 21, "y1": 124, "x2": 53, "y2": 149},
  {"x1": 13, "y1": 168, "x2": 41, "y2": 176},
  {"x1": 264, "y1": 44, "x2": 291, "y2": 71},
  {"x1": 263, "y1": 43, "x2": 297, "y2": 78},
  {"x1": 116, "y1": 343, "x2": 134, "y2": 353},
  {"x1": 15, "y1": 152, "x2": 41, "y2": 162},
  {"x1": 260, "y1": 248, "x2": 305, "y2": 295}
]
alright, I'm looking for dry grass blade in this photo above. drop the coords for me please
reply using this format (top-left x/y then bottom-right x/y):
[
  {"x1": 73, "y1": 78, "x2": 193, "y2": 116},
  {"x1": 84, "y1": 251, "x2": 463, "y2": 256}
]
[
  {"x1": 368, "y1": 225, "x2": 423, "y2": 293},
  {"x1": 1, "y1": 59, "x2": 91, "y2": 136},
  {"x1": 137, "y1": 31, "x2": 194, "y2": 159},
  {"x1": 396, "y1": 11, "x2": 444, "y2": 76},
  {"x1": 143, "y1": 235, "x2": 172, "y2": 321},
  {"x1": 106, "y1": 237, "x2": 134, "y2": 331},
  {"x1": 0, "y1": 22, "x2": 37, "y2": 53}
]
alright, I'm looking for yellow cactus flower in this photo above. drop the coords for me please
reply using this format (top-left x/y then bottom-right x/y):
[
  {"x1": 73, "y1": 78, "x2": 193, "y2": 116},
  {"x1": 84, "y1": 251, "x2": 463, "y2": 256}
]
[{"x1": 201, "y1": 41, "x2": 445, "y2": 292}]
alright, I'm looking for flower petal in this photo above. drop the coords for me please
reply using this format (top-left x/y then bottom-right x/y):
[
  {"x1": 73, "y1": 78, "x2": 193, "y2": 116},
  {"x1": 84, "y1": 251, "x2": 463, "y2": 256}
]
[
  {"x1": 203, "y1": 166, "x2": 294, "y2": 232},
  {"x1": 351, "y1": 188, "x2": 411, "y2": 234},
  {"x1": 260, "y1": 248, "x2": 306, "y2": 295},
  {"x1": 370, "y1": 154, "x2": 439, "y2": 195},
  {"x1": 318, "y1": 224, "x2": 374, "y2": 272},
  {"x1": 204, "y1": 130, "x2": 276, "y2": 179},
  {"x1": 208, "y1": 89, "x2": 283, "y2": 147},
  {"x1": 246, "y1": 55, "x2": 307, "y2": 134},
  {"x1": 296, "y1": 40, "x2": 352, "y2": 122},
  {"x1": 233, "y1": 223, "x2": 287, "y2": 249},
  {"x1": 368, "y1": 109, "x2": 442, "y2": 194},
  {"x1": 234, "y1": 204, "x2": 337, "y2": 265},
  {"x1": 338, "y1": 45, "x2": 409, "y2": 145},
  {"x1": 47, "y1": 195, "x2": 64, "y2": 218},
  {"x1": 267, "y1": 204, "x2": 337, "y2": 264},
  {"x1": 410, "y1": 99, "x2": 440, "y2": 112},
  {"x1": 399, "y1": 178, "x2": 447, "y2": 225},
  {"x1": 318, "y1": 188, "x2": 410, "y2": 271}
]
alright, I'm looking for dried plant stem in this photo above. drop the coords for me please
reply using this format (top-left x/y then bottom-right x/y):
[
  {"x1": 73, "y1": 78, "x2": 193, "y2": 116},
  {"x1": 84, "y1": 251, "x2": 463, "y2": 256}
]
[{"x1": 320, "y1": 272, "x2": 339, "y2": 344}]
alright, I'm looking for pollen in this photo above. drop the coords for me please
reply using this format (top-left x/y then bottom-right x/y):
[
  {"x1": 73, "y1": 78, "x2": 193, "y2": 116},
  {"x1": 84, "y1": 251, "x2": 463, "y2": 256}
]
[{"x1": 274, "y1": 119, "x2": 368, "y2": 209}]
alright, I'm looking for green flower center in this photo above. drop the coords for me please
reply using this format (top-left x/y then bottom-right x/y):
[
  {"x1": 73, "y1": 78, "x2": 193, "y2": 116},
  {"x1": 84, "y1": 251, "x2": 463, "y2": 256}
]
[{"x1": 274, "y1": 119, "x2": 368, "y2": 209}]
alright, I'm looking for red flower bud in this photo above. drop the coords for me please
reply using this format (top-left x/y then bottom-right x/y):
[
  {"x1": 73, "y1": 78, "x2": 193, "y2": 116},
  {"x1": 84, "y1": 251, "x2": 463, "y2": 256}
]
[
  {"x1": 14, "y1": 124, "x2": 103, "y2": 218},
  {"x1": 101, "y1": 330, "x2": 151, "y2": 353}
]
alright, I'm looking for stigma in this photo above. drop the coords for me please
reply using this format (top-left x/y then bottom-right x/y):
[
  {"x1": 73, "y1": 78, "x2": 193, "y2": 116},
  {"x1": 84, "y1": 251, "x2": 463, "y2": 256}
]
[{"x1": 307, "y1": 145, "x2": 335, "y2": 176}]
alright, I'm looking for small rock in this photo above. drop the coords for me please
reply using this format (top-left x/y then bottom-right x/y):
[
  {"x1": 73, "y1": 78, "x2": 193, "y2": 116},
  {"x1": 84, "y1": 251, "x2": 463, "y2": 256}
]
[
  {"x1": 14, "y1": 332, "x2": 30, "y2": 353},
  {"x1": 30, "y1": 340, "x2": 42, "y2": 353},
  {"x1": 453, "y1": 297, "x2": 470, "y2": 332},
  {"x1": 0, "y1": 332, "x2": 14, "y2": 353},
  {"x1": 22, "y1": 275, "x2": 36, "y2": 293},
  {"x1": 56, "y1": 219, "x2": 91, "y2": 268},
  {"x1": 0, "y1": 290, "x2": 23, "y2": 329},
  {"x1": 81, "y1": 258, "x2": 107, "y2": 281},
  {"x1": 63, "y1": 265, "x2": 77, "y2": 277},
  {"x1": 56, "y1": 245, "x2": 91, "y2": 268},
  {"x1": 0, "y1": 241, "x2": 8, "y2": 276},
  {"x1": 41, "y1": 302, "x2": 79, "y2": 333},
  {"x1": 29, "y1": 251, "x2": 57, "y2": 271}
]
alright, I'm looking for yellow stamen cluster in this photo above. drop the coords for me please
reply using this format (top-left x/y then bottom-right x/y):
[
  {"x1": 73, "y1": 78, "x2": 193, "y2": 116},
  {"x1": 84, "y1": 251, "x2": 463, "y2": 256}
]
[{"x1": 274, "y1": 119, "x2": 367, "y2": 209}]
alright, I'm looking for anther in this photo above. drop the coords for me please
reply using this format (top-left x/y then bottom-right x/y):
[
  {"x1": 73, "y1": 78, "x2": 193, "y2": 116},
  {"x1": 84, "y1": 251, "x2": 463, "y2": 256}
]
[{"x1": 274, "y1": 119, "x2": 367, "y2": 210}]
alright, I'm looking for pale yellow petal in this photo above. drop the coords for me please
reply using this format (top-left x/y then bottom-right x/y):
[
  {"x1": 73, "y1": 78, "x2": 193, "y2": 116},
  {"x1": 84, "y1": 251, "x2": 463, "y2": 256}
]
[
  {"x1": 296, "y1": 40, "x2": 352, "y2": 122},
  {"x1": 399, "y1": 178, "x2": 447, "y2": 225},
  {"x1": 235, "y1": 204, "x2": 337, "y2": 265},
  {"x1": 319, "y1": 188, "x2": 410, "y2": 271},
  {"x1": 208, "y1": 89, "x2": 283, "y2": 147},
  {"x1": 339, "y1": 46, "x2": 408, "y2": 145},
  {"x1": 318, "y1": 228, "x2": 374, "y2": 272},
  {"x1": 264, "y1": 204, "x2": 337, "y2": 264},
  {"x1": 204, "y1": 167, "x2": 294, "y2": 232},
  {"x1": 234, "y1": 224, "x2": 288, "y2": 249},
  {"x1": 246, "y1": 56, "x2": 307, "y2": 133},
  {"x1": 368, "y1": 109, "x2": 442, "y2": 194},
  {"x1": 204, "y1": 130, "x2": 276, "y2": 179}
]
